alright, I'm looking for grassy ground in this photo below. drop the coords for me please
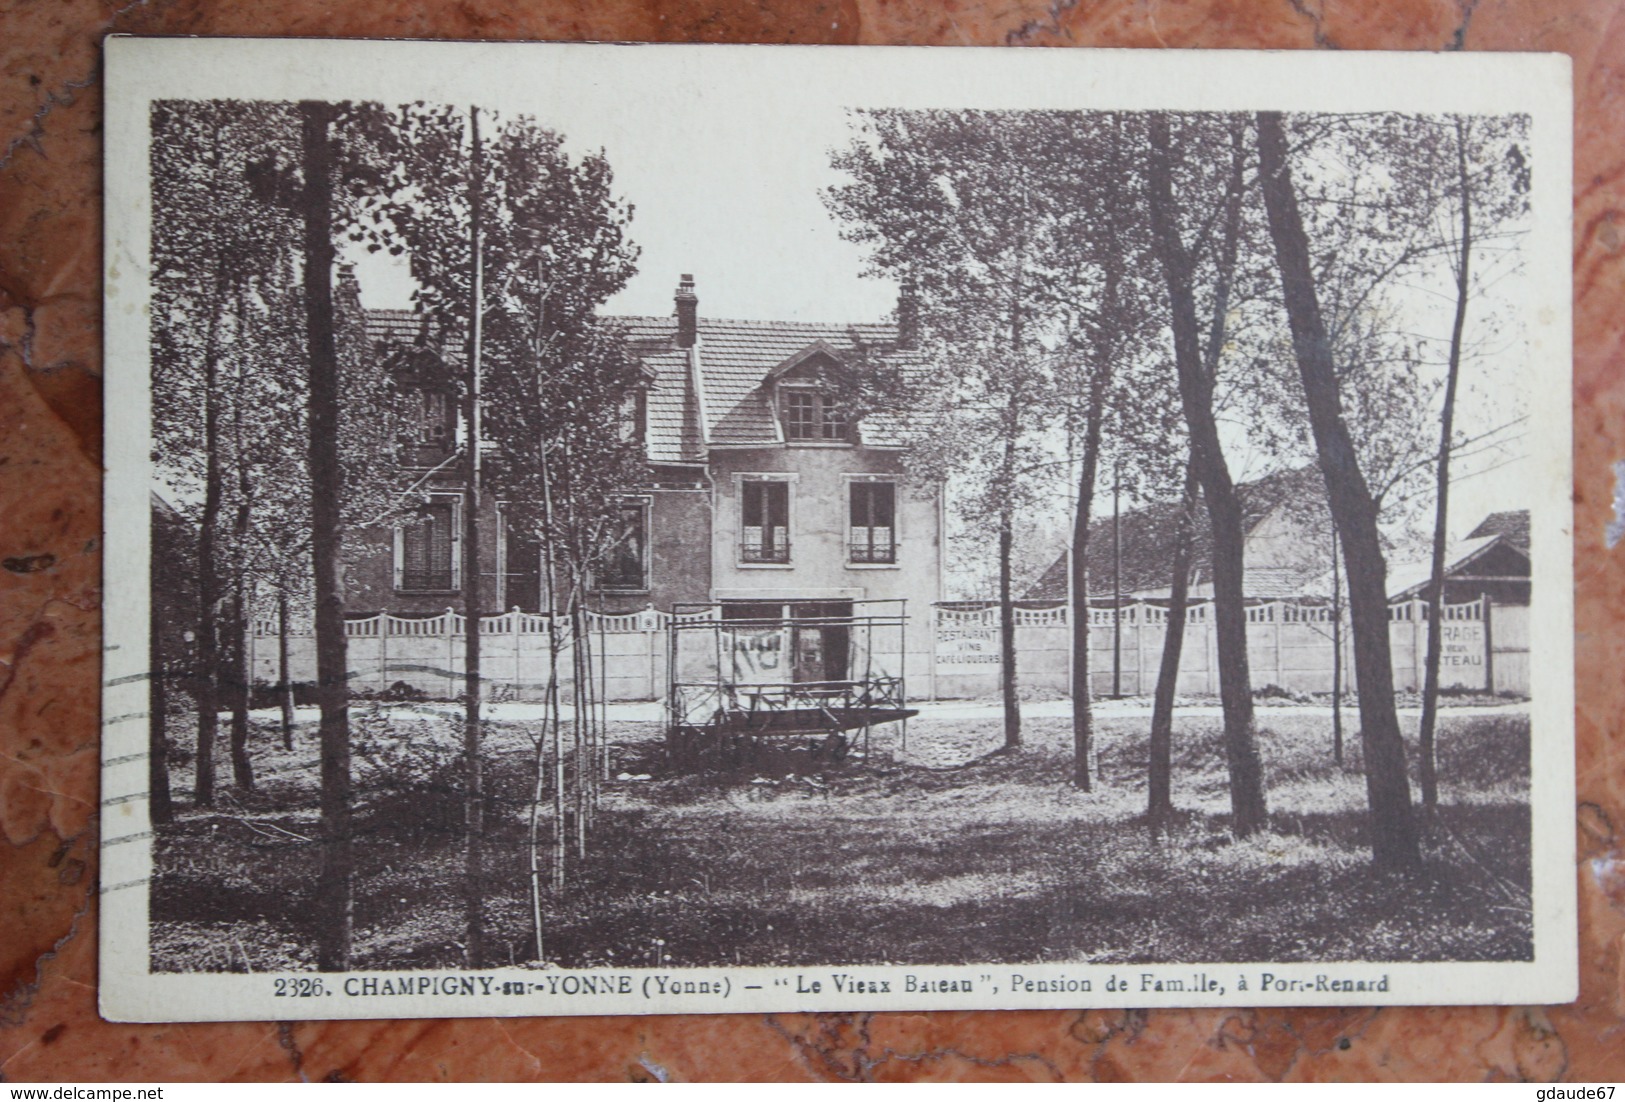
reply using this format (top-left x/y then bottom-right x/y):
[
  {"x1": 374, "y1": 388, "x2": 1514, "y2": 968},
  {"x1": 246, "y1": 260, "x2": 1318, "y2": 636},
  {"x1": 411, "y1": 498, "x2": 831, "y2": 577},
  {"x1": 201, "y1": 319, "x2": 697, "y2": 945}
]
[{"x1": 150, "y1": 702, "x2": 1531, "y2": 972}]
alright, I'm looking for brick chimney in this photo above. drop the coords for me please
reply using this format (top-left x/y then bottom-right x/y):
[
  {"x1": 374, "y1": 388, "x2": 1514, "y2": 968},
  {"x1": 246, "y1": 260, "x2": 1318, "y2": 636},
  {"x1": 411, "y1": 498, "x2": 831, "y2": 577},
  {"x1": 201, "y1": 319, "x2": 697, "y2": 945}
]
[
  {"x1": 337, "y1": 263, "x2": 362, "y2": 306},
  {"x1": 895, "y1": 273, "x2": 920, "y2": 351},
  {"x1": 674, "y1": 273, "x2": 698, "y2": 349}
]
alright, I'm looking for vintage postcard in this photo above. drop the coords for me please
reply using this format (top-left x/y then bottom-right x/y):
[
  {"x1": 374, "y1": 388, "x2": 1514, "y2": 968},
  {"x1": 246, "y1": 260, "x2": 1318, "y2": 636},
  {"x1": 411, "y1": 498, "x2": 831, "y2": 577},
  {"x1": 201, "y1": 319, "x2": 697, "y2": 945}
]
[{"x1": 101, "y1": 38, "x2": 1575, "y2": 1022}]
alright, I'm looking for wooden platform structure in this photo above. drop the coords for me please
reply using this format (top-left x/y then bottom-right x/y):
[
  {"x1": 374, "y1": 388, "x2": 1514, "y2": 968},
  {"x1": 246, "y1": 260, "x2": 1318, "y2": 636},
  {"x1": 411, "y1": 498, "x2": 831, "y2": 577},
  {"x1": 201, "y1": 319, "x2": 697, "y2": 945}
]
[{"x1": 666, "y1": 600, "x2": 914, "y2": 769}]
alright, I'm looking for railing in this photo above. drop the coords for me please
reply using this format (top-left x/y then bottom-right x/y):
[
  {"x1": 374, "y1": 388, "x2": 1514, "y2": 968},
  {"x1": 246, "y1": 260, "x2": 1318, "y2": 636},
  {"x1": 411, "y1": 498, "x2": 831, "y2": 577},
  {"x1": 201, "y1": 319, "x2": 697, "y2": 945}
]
[
  {"x1": 849, "y1": 542, "x2": 897, "y2": 564},
  {"x1": 399, "y1": 569, "x2": 455, "y2": 592},
  {"x1": 260, "y1": 597, "x2": 1492, "y2": 641},
  {"x1": 256, "y1": 605, "x2": 675, "y2": 638},
  {"x1": 936, "y1": 597, "x2": 1485, "y2": 629},
  {"x1": 1387, "y1": 596, "x2": 1484, "y2": 622},
  {"x1": 740, "y1": 542, "x2": 791, "y2": 564}
]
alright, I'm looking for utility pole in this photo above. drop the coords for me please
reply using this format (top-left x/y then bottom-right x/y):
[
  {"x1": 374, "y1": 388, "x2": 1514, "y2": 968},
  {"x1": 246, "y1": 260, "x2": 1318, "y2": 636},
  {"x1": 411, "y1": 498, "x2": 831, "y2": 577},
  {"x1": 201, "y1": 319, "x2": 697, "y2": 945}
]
[
  {"x1": 1112, "y1": 460, "x2": 1122, "y2": 699},
  {"x1": 461, "y1": 105, "x2": 486, "y2": 969}
]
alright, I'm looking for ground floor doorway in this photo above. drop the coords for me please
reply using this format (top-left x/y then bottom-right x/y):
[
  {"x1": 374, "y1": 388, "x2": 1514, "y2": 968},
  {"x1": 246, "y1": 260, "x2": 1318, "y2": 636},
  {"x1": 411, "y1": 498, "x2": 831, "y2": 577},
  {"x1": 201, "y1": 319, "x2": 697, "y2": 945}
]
[{"x1": 719, "y1": 600, "x2": 852, "y2": 683}]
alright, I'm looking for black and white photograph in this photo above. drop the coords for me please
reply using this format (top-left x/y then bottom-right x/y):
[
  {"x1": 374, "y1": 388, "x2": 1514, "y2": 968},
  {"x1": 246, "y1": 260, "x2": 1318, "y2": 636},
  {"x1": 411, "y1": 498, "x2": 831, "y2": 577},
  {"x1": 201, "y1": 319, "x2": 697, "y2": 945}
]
[{"x1": 100, "y1": 40, "x2": 1574, "y2": 1021}]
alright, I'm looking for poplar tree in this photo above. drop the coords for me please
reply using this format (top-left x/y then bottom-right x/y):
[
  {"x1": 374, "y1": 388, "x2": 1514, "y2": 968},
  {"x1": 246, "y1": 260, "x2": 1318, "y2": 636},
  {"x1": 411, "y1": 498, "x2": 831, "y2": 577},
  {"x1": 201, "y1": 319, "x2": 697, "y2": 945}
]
[
  {"x1": 828, "y1": 109, "x2": 1072, "y2": 752},
  {"x1": 1255, "y1": 110, "x2": 1421, "y2": 871},
  {"x1": 1143, "y1": 113, "x2": 1270, "y2": 837},
  {"x1": 362, "y1": 104, "x2": 641, "y2": 961}
]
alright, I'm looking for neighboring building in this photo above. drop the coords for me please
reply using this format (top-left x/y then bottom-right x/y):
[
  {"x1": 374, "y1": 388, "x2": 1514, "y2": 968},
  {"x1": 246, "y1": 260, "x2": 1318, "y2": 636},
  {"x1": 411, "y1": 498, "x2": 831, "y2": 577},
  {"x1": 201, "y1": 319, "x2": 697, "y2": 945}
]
[
  {"x1": 1023, "y1": 466, "x2": 1333, "y2": 604},
  {"x1": 345, "y1": 275, "x2": 942, "y2": 685},
  {"x1": 1386, "y1": 510, "x2": 1531, "y2": 605},
  {"x1": 1467, "y1": 509, "x2": 1531, "y2": 550}
]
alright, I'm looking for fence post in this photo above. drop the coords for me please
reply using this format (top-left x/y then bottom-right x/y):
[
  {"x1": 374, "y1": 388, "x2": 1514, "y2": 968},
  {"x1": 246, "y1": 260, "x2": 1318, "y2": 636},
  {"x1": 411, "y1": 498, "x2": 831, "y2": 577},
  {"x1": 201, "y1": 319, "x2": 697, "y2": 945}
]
[
  {"x1": 380, "y1": 611, "x2": 389, "y2": 691},
  {"x1": 446, "y1": 608, "x2": 457, "y2": 699},
  {"x1": 1411, "y1": 598, "x2": 1424, "y2": 692},
  {"x1": 1345, "y1": 605, "x2": 1356, "y2": 694},
  {"x1": 511, "y1": 606, "x2": 522, "y2": 697},
  {"x1": 643, "y1": 617, "x2": 651, "y2": 702},
  {"x1": 1274, "y1": 602, "x2": 1284, "y2": 688},
  {"x1": 1137, "y1": 607, "x2": 1150, "y2": 695},
  {"x1": 1204, "y1": 607, "x2": 1215, "y2": 695},
  {"x1": 1063, "y1": 604, "x2": 1073, "y2": 697}
]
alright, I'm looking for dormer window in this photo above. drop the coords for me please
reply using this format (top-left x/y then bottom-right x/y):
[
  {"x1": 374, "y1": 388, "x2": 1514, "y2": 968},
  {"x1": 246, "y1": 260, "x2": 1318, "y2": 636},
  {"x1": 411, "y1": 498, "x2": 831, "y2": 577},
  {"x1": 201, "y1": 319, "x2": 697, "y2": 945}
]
[
  {"x1": 781, "y1": 387, "x2": 849, "y2": 442},
  {"x1": 620, "y1": 388, "x2": 647, "y2": 447}
]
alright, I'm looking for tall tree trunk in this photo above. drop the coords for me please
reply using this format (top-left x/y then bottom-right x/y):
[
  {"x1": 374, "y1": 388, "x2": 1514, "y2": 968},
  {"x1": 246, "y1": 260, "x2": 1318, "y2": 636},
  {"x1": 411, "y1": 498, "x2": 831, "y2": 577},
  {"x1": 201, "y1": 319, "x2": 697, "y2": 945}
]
[
  {"x1": 278, "y1": 589, "x2": 295, "y2": 752},
  {"x1": 299, "y1": 100, "x2": 355, "y2": 971},
  {"x1": 1069, "y1": 360, "x2": 1110, "y2": 789},
  {"x1": 1144, "y1": 113, "x2": 1268, "y2": 838},
  {"x1": 194, "y1": 280, "x2": 226, "y2": 810},
  {"x1": 1067, "y1": 134, "x2": 1128, "y2": 787},
  {"x1": 998, "y1": 500, "x2": 1021, "y2": 751},
  {"x1": 226, "y1": 472, "x2": 255, "y2": 790},
  {"x1": 1149, "y1": 457, "x2": 1199, "y2": 822},
  {"x1": 462, "y1": 105, "x2": 488, "y2": 969},
  {"x1": 228, "y1": 313, "x2": 256, "y2": 792},
  {"x1": 227, "y1": 567, "x2": 255, "y2": 789},
  {"x1": 539, "y1": 442, "x2": 567, "y2": 894},
  {"x1": 572, "y1": 599, "x2": 589, "y2": 859},
  {"x1": 1331, "y1": 519, "x2": 1344, "y2": 764},
  {"x1": 1111, "y1": 467, "x2": 1122, "y2": 698},
  {"x1": 1255, "y1": 110, "x2": 1421, "y2": 871},
  {"x1": 1418, "y1": 117, "x2": 1475, "y2": 812}
]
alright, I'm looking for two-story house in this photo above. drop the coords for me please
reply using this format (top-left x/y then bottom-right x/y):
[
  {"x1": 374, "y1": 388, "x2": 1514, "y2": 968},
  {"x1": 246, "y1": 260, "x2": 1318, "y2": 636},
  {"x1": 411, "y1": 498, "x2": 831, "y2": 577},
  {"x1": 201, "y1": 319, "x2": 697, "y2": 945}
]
[{"x1": 348, "y1": 275, "x2": 943, "y2": 690}]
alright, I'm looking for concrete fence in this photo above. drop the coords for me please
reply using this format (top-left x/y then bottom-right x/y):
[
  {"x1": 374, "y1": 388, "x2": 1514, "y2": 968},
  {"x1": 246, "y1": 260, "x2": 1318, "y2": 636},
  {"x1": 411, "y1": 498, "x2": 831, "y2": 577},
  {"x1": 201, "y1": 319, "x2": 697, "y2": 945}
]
[
  {"x1": 932, "y1": 597, "x2": 1529, "y2": 700},
  {"x1": 250, "y1": 607, "x2": 673, "y2": 703},
  {"x1": 251, "y1": 596, "x2": 1529, "y2": 703}
]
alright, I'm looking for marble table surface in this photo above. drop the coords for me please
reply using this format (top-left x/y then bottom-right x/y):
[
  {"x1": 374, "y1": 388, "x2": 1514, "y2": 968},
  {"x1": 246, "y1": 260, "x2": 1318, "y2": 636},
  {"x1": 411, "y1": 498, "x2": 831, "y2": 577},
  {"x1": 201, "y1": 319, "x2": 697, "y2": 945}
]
[{"x1": 2, "y1": 0, "x2": 1623, "y2": 1082}]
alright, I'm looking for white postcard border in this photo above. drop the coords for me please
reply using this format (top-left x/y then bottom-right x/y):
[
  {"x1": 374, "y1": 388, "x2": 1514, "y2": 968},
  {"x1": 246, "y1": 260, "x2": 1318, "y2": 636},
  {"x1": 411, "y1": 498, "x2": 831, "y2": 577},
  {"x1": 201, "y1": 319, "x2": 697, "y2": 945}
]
[{"x1": 101, "y1": 38, "x2": 1575, "y2": 1023}]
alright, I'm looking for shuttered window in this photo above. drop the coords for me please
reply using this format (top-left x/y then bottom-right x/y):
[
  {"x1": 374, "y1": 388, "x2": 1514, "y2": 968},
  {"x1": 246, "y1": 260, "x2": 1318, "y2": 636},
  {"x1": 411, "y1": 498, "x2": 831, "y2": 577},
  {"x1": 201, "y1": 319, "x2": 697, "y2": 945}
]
[
  {"x1": 849, "y1": 482, "x2": 896, "y2": 564},
  {"x1": 400, "y1": 502, "x2": 457, "y2": 591}
]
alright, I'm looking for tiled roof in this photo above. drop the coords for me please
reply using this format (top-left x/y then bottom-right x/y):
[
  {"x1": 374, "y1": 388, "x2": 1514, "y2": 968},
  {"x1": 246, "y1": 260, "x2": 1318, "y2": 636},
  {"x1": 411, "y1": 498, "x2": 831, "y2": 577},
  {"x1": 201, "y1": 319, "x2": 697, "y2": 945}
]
[
  {"x1": 640, "y1": 347, "x2": 704, "y2": 464},
  {"x1": 1384, "y1": 531, "x2": 1529, "y2": 600},
  {"x1": 1467, "y1": 509, "x2": 1530, "y2": 549},
  {"x1": 364, "y1": 308, "x2": 462, "y2": 370},
  {"x1": 610, "y1": 315, "x2": 679, "y2": 355},
  {"x1": 369, "y1": 307, "x2": 902, "y2": 463},
  {"x1": 1023, "y1": 466, "x2": 1329, "y2": 601},
  {"x1": 607, "y1": 314, "x2": 900, "y2": 458},
  {"x1": 364, "y1": 308, "x2": 433, "y2": 351}
]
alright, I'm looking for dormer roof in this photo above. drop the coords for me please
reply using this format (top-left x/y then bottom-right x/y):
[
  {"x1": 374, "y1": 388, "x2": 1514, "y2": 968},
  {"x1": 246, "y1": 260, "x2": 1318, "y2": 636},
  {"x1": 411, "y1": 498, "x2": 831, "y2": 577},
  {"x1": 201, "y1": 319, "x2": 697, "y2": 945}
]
[
  {"x1": 365, "y1": 303, "x2": 905, "y2": 467},
  {"x1": 608, "y1": 314, "x2": 898, "y2": 461},
  {"x1": 763, "y1": 340, "x2": 848, "y2": 384}
]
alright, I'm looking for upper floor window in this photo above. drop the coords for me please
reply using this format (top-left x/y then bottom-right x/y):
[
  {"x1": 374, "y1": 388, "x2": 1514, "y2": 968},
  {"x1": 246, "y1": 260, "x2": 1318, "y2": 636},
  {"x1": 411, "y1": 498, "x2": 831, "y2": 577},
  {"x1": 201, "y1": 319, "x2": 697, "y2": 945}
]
[
  {"x1": 849, "y1": 481, "x2": 896, "y2": 564},
  {"x1": 741, "y1": 480, "x2": 790, "y2": 563},
  {"x1": 398, "y1": 500, "x2": 458, "y2": 592},
  {"x1": 419, "y1": 390, "x2": 454, "y2": 447},
  {"x1": 781, "y1": 388, "x2": 849, "y2": 442},
  {"x1": 596, "y1": 502, "x2": 649, "y2": 591}
]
